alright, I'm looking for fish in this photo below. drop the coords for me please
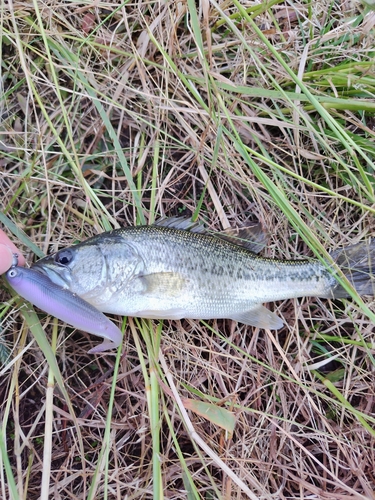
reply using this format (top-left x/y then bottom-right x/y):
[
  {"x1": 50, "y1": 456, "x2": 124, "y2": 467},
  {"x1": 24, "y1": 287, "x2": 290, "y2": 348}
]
[
  {"x1": 25, "y1": 217, "x2": 375, "y2": 353},
  {"x1": 5, "y1": 265, "x2": 123, "y2": 353}
]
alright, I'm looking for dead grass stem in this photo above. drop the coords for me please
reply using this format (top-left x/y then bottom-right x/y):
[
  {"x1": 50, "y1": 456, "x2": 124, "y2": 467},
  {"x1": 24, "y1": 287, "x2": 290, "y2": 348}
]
[{"x1": 1, "y1": 0, "x2": 375, "y2": 498}]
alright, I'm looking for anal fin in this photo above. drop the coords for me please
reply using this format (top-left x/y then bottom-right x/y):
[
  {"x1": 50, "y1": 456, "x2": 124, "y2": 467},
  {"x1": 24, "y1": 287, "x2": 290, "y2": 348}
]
[{"x1": 231, "y1": 305, "x2": 284, "y2": 330}]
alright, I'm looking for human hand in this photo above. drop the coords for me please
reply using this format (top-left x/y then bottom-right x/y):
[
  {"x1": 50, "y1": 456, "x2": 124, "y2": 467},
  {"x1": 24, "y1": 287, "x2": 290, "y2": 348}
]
[{"x1": 0, "y1": 229, "x2": 26, "y2": 274}]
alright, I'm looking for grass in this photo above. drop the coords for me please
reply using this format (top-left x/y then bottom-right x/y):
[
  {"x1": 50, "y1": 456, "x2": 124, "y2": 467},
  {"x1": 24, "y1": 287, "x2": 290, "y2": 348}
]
[{"x1": 1, "y1": 0, "x2": 375, "y2": 499}]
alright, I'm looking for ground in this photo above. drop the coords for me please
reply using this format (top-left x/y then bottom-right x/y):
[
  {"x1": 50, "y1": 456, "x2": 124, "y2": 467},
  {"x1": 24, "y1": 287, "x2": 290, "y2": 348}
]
[{"x1": 1, "y1": 1, "x2": 375, "y2": 499}]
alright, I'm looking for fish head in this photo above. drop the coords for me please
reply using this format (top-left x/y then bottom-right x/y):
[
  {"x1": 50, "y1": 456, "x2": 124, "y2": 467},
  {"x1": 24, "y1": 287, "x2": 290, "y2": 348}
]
[
  {"x1": 32, "y1": 244, "x2": 104, "y2": 294},
  {"x1": 32, "y1": 235, "x2": 144, "y2": 307}
]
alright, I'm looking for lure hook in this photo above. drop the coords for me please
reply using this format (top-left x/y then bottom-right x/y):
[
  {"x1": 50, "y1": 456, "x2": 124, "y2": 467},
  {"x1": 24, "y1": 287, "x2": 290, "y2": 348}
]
[{"x1": 12, "y1": 254, "x2": 19, "y2": 268}]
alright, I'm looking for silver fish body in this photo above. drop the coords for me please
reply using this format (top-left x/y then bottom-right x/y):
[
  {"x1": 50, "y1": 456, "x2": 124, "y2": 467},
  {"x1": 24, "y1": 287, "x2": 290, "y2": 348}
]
[{"x1": 31, "y1": 221, "x2": 374, "y2": 331}]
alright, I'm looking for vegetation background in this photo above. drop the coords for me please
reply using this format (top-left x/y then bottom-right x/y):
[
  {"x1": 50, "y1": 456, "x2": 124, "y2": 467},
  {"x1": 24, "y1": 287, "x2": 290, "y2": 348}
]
[{"x1": 1, "y1": 0, "x2": 375, "y2": 498}]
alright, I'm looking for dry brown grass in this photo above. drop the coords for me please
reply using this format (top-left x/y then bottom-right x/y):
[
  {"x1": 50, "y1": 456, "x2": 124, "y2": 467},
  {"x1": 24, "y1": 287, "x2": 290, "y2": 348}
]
[{"x1": 1, "y1": 0, "x2": 375, "y2": 499}]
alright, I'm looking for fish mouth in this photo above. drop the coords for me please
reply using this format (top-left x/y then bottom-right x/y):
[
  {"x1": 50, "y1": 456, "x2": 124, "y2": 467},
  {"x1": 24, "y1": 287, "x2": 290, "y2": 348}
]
[{"x1": 32, "y1": 257, "x2": 71, "y2": 289}]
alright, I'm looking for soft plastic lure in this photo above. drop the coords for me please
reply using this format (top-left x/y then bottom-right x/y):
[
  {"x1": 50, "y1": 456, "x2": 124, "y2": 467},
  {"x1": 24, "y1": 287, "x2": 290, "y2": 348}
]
[{"x1": 6, "y1": 263, "x2": 123, "y2": 354}]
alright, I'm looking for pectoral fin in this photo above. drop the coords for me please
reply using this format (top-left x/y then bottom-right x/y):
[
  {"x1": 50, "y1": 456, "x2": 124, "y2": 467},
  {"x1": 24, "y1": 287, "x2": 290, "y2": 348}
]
[
  {"x1": 231, "y1": 305, "x2": 284, "y2": 330},
  {"x1": 140, "y1": 272, "x2": 189, "y2": 297}
]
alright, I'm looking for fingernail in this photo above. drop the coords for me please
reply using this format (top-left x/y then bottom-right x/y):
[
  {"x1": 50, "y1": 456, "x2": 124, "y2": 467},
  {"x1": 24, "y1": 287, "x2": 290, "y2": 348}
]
[{"x1": 0, "y1": 244, "x2": 14, "y2": 270}]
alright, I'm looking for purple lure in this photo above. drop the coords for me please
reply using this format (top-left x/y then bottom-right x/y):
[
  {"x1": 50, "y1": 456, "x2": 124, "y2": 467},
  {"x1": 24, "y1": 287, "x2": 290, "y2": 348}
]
[{"x1": 6, "y1": 266, "x2": 123, "y2": 354}]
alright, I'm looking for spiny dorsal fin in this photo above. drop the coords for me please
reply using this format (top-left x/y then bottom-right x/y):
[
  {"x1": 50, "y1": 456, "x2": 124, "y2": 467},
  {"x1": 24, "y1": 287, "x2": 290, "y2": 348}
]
[
  {"x1": 154, "y1": 216, "x2": 267, "y2": 254},
  {"x1": 153, "y1": 216, "x2": 206, "y2": 233}
]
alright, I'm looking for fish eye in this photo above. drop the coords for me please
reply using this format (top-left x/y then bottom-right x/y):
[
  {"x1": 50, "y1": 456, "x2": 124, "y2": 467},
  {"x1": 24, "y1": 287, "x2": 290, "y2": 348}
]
[
  {"x1": 6, "y1": 267, "x2": 22, "y2": 284},
  {"x1": 54, "y1": 249, "x2": 73, "y2": 266},
  {"x1": 7, "y1": 268, "x2": 19, "y2": 279}
]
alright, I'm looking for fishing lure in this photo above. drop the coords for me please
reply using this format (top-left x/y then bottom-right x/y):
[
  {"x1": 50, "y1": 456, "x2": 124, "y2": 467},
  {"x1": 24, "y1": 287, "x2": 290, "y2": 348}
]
[{"x1": 6, "y1": 256, "x2": 123, "y2": 353}]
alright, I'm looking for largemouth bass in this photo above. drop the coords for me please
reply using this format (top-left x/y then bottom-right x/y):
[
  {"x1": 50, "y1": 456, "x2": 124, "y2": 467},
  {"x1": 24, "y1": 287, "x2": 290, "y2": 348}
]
[{"x1": 23, "y1": 217, "x2": 374, "y2": 353}]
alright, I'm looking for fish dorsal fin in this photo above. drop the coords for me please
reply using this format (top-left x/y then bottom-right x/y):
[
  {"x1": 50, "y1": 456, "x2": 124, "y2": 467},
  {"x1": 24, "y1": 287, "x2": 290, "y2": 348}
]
[
  {"x1": 153, "y1": 216, "x2": 206, "y2": 233},
  {"x1": 154, "y1": 217, "x2": 267, "y2": 253},
  {"x1": 216, "y1": 224, "x2": 267, "y2": 254}
]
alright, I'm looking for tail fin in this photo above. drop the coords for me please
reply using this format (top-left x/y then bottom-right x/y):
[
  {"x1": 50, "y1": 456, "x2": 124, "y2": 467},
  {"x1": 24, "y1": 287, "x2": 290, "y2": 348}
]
[{"x1": 330, "y1": 239, "x2": 375, "y2": 298}]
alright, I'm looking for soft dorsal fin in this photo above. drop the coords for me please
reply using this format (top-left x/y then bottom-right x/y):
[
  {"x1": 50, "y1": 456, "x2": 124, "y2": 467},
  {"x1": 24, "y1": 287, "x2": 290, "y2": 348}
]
[
  {"x1": 217, "y1": 224, "x2": 267, "y2": 254},
  {"x1": 154, "y1": 216, "x2": 267, "y2": 254}
]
